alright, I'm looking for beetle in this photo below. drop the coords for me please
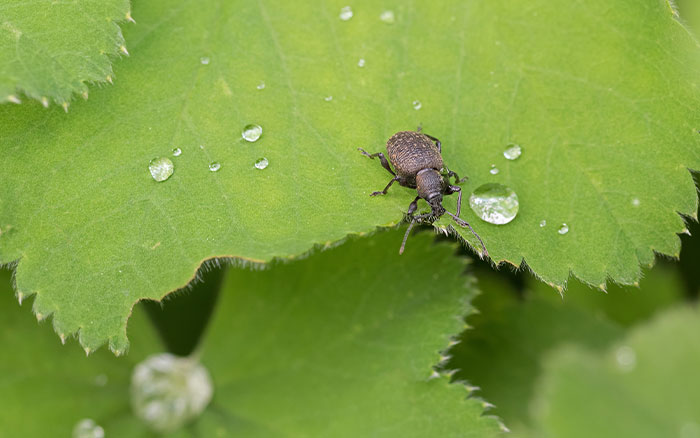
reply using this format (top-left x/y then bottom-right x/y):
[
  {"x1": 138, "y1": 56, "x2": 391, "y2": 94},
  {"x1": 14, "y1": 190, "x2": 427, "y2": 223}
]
[{"x1": 359, "y1": 128, "x2": 488, "y2": 256}]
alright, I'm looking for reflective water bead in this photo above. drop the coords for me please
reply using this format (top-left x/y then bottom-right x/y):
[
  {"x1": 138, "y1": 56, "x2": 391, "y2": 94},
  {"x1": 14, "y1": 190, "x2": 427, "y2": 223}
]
[
  {"x1": 380, "y1": 10, "x2": 395, "y2": 24},
  {"x1": 242, "y1": 124, "x2": 263, "y2": 142},
  {"x1": 558, "y1": 223, "x2": 569, "y2": 235},
  {"x1": 254, "y1": 157, "x2": 269, "y2": 170},
  {"x1": 469, "y1": 183, "x2": 519, "y2": 225},
  {"x1": 324, "y1": 95, "x2": 333, "y2": 101},
  {"x1": 209, "y1": 162, "x2": 221, "y2": 172},
  {"x1": 489, "y1": 165, "x2": 500, "y2": 175},
  {"x1": 172, "y1": 147, "x2": 182, "y2": 157},
  {"x1": 200, "y1": 57, "x2": 210, "y2": 65},
  {"x1": 72, "y1": 419, "x2": 104, "y2": 438},
  {"x1": 412, "y1": 100, "x2": 422, "y2": 110},
  {"x1": 149, "y1": 157, "x2": 174, "y2": 182},
  {"x1": 256, "y1": 81, "x2": 265, "y2": 90},
  {"x1": 357, "y1": 58, "x2": 366, "y2": 67},
  {"x1": 339, "y1": 6, "x2": 353, "y2": 21},
  {"x1": 503, "y1": 143, "x2": 522, "y2": 160},
  {"x1": 539, "y1": 220, "x2": 547, "y2": 228}
]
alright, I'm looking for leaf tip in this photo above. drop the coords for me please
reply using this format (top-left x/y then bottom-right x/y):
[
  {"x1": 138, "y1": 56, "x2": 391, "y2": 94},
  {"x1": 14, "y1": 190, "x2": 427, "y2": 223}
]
[
  {"x1": 59, "y1": 333, "x2": 66, "y2": 345},
  {"x1": 41, "y1": 97, "x2": 49, "y2": 108},
  {"x1": 6, "y1": 95, "x2": 21, "y2": 104},
  {"x1": 61, "y1": 102, "x2": 69, "y2": 113},
  {"x1": 106, "y1": 75, "x2": 114, "y2": 85},
  {"x1": 119, "y1": 45, "x2": 129, "y2": 56},
  {"x1": 16, "y1": 291, "x2": 24, "y2": 305},
  {"x1": 125, "y1": 11, "x2": 136, "y2": 23}
]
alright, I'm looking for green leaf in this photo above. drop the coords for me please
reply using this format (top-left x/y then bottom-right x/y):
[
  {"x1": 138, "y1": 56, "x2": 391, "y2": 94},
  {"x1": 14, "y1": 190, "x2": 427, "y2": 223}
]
[
  {"x1": 447, "y1": 272, "x2": 624, "y2": 434},
  {"x1": 1, "y1": 0, "x2": 698, "y2": 350},
  {"x1": 0, "y1": 0, "x2": 132, "y2": 106},
  {"x1": 532, "y1": 306, "x2": 700, "y2": 438},
  {"x1": 0, "y1": 231, "x2": 502, "y2": 437}
]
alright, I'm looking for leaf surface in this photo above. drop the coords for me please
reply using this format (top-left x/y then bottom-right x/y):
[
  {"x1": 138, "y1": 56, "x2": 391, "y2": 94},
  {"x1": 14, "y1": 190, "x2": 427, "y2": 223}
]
[
  {"x1": 0, "y1": 0, "x2": 698, "y2": 349},
  {"x1": 0, "y1": 0, "x2": 131, "y2": 106},
  {"x1": 0, "y1": 231, "x2": 502, "y2": 437}
]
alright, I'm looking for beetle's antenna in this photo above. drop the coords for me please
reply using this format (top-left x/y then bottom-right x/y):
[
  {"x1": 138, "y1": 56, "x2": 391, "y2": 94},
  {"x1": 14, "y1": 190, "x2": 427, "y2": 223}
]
[
  {"x1": 446, "y1": 212, "x2": 489, "y2": 258},
  {"x1": 399, "y1": 218, "x2": 417, "y2": 255}
]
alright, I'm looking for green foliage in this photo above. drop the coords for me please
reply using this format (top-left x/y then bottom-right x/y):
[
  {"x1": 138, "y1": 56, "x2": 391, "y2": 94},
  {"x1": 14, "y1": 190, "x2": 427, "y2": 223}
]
[
  {"x1": 532, "y1": 306, "x2": 700, "y2": 438},
  {"x1": 0, "y1": 0, "x2": 131, "y2": 106},
  {"x1": 0, "y1": 231, "x2": 502, "y2": 437},
  {"x1": 0, "y1": 0, "x2": 698, "y2": 352}
]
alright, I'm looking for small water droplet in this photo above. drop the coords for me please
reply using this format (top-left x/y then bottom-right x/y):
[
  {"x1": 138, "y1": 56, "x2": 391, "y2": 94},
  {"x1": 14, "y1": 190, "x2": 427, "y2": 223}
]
[
  {"x1": 503, "y1": 143, "x2": 522, "y2": 160},
  {"x1": 254, "y1": 157, "x2": 269, "y2": 170},
  {"x1": 339, "y1": 6, "x2": 353, "y2": 21},
  {"x1": 131, "y1": 353, "x2": 213, "y2": 433},
  {"x1": 469, "y1": 183, "x2": 519, "y2": 225},
  {"x1": 489, "y1": 164, "x2": 500, "y2": 175},
  {"x1": 172, "y1": 147, "x2": 182, "y2": 157},
  {"x1": 357, "y1": 58, "x2": 366, "y2": 67},
  {"x1": 412, "y1": 100, "x2": 422, "y2": 110},
  {"x1": 94, "y1": 374, "x2": 108, "y2": 386},
  {"x1": 199, "y1": 144, "x2": 205, "y2": 150},
  {"x1": 242, "y1": 124, "x2": 263, "y2": 142},
  {"x1": 539, "y1": 220, "x2": 547, "y2": 228},
  {"x1": 256, "y1": 81, "x2": 265, "y2": 90},
  {"x1": 72, "y1": 418, "x2": 104, "y2": 438},
  {"x1": 615, "y1": 345, "x2": 636, "y2": 372},
  {"x1": 379, "y1": 10, "x2": 395, "y2": 24},
  {"x1": 149, "y1": 157, "x2": 174, "y2": 182},
  {"x1": 558, "y1": 223, "x2": 569, "y2": 235},
  {"x1": 209, "y1": 162, "x2": 221, "y2": 172},
  {"x1": 632, "y1": 198, "x2": 640, "y2": 207},
  {"x1": 200, "y1": 57, "x2": 210, "y2": 65},
  {"x1": 324, "y1": 95, "x2": 333, "y2": 101}
]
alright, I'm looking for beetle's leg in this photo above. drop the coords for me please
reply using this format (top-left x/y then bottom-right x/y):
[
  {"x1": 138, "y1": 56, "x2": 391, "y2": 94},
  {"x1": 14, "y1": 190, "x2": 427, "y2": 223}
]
[
  {"x1": 371, "y1": 176, "x2": 400, "y2": 196},
  {"x1": 422, "y1": 133, "x2": 442, "y2": 153},
  {"x1": 406, "y1": 196, "x2": 421, "y2": 216},
  {"x1": 444, "y1": 168, "x2": 467, "y2": 184},
  {"x1": 358, "y1": 148, "x2": 396, "y2": 176},
  {"x1": 446, "y1": 185, "x2": 463, "y2": 216},
  {"x1": 399, "y1": 211, "x2": 433, "y2": 255}
]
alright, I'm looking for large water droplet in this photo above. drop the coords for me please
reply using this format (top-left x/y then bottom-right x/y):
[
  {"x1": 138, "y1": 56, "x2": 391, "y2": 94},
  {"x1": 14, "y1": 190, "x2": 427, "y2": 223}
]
[
  {"x1": 489, "y1": 164, "x2": 500, "y2": 175},
  {"x1": 558, "y1": 223, "x2": 569, "y2": 235},
  {"x1": 412, "y1": 100, "x2": 422, "y2": 110},
  {"x1": 503, "y1": 143, "x2": 522, "y2": 160},
  {"x1": 172, "y1": 147, "x2": 182, "y2": 157},
  {"x1": 380, "y1": 10, "x2": 395, "y2": 24},
  {"x1": 131, "y1": 353, "x2": 213, "y2": 433},
  {"x1": 73, "y1": 419, "x2": 104, "y2": 438},
  {"x1": 149, "y1": 158, "x2": 174, "y2": 182},
  {"x1": 357, "y1": 58, "x2": 366, "y2": 67},
  {"x1": 200, "y1": 57, "x2": 210, "y2": 65},
  {"x1": 254, "y1": 157, "x2": 269, "y2": 170},
  {"x1": 209, "y1": 162, "x2": 221, "y2": 172},
  {"x1": 242, "y1": 124, "x2": 263, "y2": 142},
  {"x1": 339, "y1": 6, "x2": 353, "y2": 21},
  {"x1": 469, "y1": 183, "x2": 519, "y2": 225}
]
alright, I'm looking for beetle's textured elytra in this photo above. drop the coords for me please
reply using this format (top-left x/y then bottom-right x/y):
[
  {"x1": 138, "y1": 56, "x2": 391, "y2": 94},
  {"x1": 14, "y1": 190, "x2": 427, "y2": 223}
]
[{"x1": 359, "y1": 128, "x2": 488, "y2": 257}]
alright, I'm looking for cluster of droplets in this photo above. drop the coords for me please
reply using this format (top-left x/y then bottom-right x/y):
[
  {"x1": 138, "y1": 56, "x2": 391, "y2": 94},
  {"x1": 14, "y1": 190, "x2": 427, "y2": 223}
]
[
  {"x1": 130, "y1": 353, "x2": 213, "y2": 433},
  {"x1": 72, "y1": 419, "x2": 104, "y2": 438}
]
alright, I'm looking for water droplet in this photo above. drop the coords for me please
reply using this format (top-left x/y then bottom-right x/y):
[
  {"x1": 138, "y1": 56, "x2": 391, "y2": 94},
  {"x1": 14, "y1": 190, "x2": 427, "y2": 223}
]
[
  {"x1": 256, "y1": 81, "x2": 265, "y2": 90},
  {"x1": 94, "y1": 374, "x2": 108, "y2": 387},
  {"x1": 357, "y1": 58, "x2": 366, "y2": 67},
  {"x1": 324, "y1": 95, "x2": 333, "y2": 101},
  {"x1": 209, "y1": 162, "x2": 221, "y2": 172},
  {"x1": 149, "y1": 157, "x2": 174, "y2": 182},
  {"x1": 200, "y1": 57, "x2": 210, "y2": 65},
  {"x1": 558, "y1": 223, "x2": 569, "y2": 235},
  {"x1": 254, "y1": 157, "x2": 269, "y2": 170},
  {"x1": 72, "y1": 418, "x2": 104, "y2": 438},
  {"x1": 503, "y1": 143, "x2": 522, "y2": 160},
  {"x1": 199, "y1": 144, "x2": 205, "y2": 150},
  {"x1": 172, "y1": 147, "x2": 182, "y2": 157},
  {"x1": 131, "y1": 353, "x2": 213, "y2": 433},
  {"x1": 631, "y1": 198, "x2": 640, "y2": 207},
  {"x1": 469, "y1": 183, "x2": 519, "y2": 225},
  {"x1": 339, "y1": 6, "x2": 353, "y2": 21},
  {"x1": 539, "y1": 220, "x2": 547, "y2": 228},
  {"x1": 412, "y1": 100, "x2": 422, "y2": 110},
  {"x1": 489, "y1": 164, "x2": 500, "y2": 175},
  {"x1": 614, "y1": 345, "x2": 636, "y2": 372},
  {"x1": 379, "y1": 10, "x2": 395, "y2": 24},
  {"x1": 242, "y1": 124, "x2": 263, "y2": 142}
]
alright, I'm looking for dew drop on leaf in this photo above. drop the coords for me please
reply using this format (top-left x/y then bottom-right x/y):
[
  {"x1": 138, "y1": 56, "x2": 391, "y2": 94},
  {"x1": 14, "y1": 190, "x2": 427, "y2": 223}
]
[
  {"x1": 632, "y1": 198, "x2": 640, "y2": 207},
  {"x1": 412, "y1": 100, "x2": 422, "y2": 110},
  {"x1": 130, "y1": 353, "x2": 213, "y2": 433},
  {"x1": 200, "y1": 57, "x2": 210, "y2": 65},
  {"x1": 72, "y1": 418, "x2": 104, "y2": 438},
  {"x1": 489, "y1": 164, "x2": 500, "y2": 175},
  {"x1": 209, "y1": 162, "x2": 221, "y2": 172},
  {"x1": 254, "y1": 157, "x2": 269, "y2": 170},
  {"x1": 148, "y1": 157, "x2": 174, "y2": 182},
  {"x1": 172, "y1": 147, "x2": 182, "y2": 157},
  {"x1": 339, "y1": 6, "x2": 353, "y2": 21},
  {"x1": 380, "y1": 10, "x2": 395, "y2": 24},
  {"x1": 503, "y1": 143, "x2": 522, "y2": 160},
  {"x1": 256, "y1": 81, "x2": 265, "y2": 90},
  {"x1": 242, "y1": 124, "x2": 263, "y2": 142},
  {"x1": 358, "y1": 58, "x2": 366, "y2": 67},
  {"x1": 324, "y1": 95, "x2": 333, "y2": 101},
  {"x1": 539, "y1": 220, "x2": 547, "y2": 228},
  {"x1": 558, "y1": 223, "x2": 569, "y2": 235},
  {"x1": 469, "y1": 183, "x2": 519, "y2": 225}
]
